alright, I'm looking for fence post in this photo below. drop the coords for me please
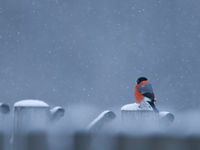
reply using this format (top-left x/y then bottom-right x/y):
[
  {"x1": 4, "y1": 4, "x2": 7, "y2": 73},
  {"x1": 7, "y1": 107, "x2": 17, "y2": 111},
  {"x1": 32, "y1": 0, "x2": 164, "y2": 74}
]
[
  {"x1": 186, "y1": 136, "x2": 200, "y2": 150},
  {"x1": 0, "y1": 133, "x2": 4, "y2": 150},
  {"x1": 87, "y1": 110, "x2": 116, "y2": 132},
  {"x1": 0, "y1": 103, "x2": 10, "y2": 150},
  {"x1": 73, "y1": 132, "x2": 91, "y2": 150},
  {"x1": 13, "y1": 100, "x2": 50, "y2": 150},
  {"x1": 114, "y1": 134, "x2": 150, "y2": 150},
  {"x1": 26, "y1": 131, "x2": 48, "y2": 150},
  {"x1": 148, "y1": 135, "x2": 188, "y2": 150}
]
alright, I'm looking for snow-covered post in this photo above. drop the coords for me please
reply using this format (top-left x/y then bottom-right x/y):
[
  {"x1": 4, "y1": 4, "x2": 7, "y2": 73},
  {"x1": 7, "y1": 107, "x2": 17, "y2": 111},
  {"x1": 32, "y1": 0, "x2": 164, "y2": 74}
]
[
  {"x1": 0, "y1": 103, "x2": 10, "y2": 115},
  {"x1": 159, "y1": 111, "x2": 175, "y2": 125},
  {"x1": 13, "y1": 100, "x2": 50, "y2": 150},
  {"x1": 0, "y1": 103, "x2": 10, "y2": 131},
  {"x1": 121, "y1": 103, "x2": 156, "y2": 125},
  {"x1": 121, "y1": 102, "x2": 174, "y2": 127},
  {"x1": 87, "y1": 110, "x2": 116, "y2": 132},
  {"x1": 50, "y1": 106, "x2": 65, "y2": 122},
  {"x1": 0, "y1": 103, "x2": 10, "y2": 150}
]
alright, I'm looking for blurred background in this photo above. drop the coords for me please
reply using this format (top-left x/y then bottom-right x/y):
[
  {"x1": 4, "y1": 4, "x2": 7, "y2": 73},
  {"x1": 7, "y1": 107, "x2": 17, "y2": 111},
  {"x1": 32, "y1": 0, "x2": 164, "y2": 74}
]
[{"x1": 0, "y1": 0, "x2": 200, "y2": 113}]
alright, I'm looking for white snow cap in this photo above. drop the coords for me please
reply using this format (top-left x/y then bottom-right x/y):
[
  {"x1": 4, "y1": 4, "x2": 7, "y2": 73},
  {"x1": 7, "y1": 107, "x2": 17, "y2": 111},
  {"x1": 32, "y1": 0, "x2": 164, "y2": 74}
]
[
  {"x1": 121, "y1": 103, "x2": 141, "y2": 111},
  {"x1": 121, "y1": 98, "x2": 153, "y2": 111},
  {"x1": 93, "y1": 110, "x2": 111, "y2": 120},
  {"x1": 14, "y1": 100, "x2": 49, "y2": 108},
  {"x1": 87, "y1": 110, "x2": 113, "y2": 129},
  {"x1": 159, "y1": 111, "x2": 170, "y2": 117},
  {"x1": 50, "y1": 106, "x2": 63, "y2": 114}
]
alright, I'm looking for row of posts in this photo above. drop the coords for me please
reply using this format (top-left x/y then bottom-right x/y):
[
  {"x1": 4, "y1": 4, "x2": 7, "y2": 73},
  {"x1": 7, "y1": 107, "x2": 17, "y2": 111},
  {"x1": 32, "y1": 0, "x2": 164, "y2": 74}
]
[
  {"x1": 0, "y1": 100, "x2": 192, "y2": 150},
  {"x1": 0, "y1": 131, "x2": 200, "y2": 150}
]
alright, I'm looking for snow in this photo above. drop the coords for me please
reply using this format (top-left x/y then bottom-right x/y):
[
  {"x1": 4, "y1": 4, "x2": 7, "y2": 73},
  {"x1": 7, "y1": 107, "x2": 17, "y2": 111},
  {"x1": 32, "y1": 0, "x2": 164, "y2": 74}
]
[
  {"x1": 121, "y1": 98, "x2": 154, "y2": 111},
  {"x1": 87, "y1": 110, "x2": 112, "y2": 129},
  {"x1": 14, "y1": 100, "x2": 49, "y2": 107},
  {"x1": 159, "y1": 111, "x2": 170, "y2": 117},
  {"x1": 50, "y1": 106, "x2": 63, "y2": 114},
  {"x1": 92, "y1": 110, "x2": 111, "y2": 121},
  {"x1": 121, "y1": 103, "x2": 140, "y2": 111},
  {"x1": 0, "y1": 103, "x2": 9, "y2": 107}
]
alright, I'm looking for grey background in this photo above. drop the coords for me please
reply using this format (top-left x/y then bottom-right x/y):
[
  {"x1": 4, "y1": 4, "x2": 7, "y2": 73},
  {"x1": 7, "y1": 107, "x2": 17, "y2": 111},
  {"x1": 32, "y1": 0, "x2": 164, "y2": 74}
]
[{"x1": 0, "y1": 0, "x2": 200, "y2": 112}]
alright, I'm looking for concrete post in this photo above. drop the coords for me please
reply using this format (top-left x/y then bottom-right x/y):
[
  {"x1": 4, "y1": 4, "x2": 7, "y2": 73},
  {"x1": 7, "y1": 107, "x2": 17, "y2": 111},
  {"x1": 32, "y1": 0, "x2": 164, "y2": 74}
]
[
  {"x1": 87, "y1": 110, "x2": 116, "y2": 132},
  {"x1": 73, "y1": 132, "x2": 91, "y2": 150},
  {"x1": 13, "y1": 100, "x2": 50, "y2": 150}
]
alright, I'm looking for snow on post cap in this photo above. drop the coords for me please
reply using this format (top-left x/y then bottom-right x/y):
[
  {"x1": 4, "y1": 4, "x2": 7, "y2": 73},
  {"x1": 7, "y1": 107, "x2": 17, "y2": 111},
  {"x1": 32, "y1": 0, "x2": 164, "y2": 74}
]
[
  {"x1": 50, "y1": 106, "x2": 63, "y2": 114},
  {"x1": 121, "y1": 103, "x2": 141, "y2": 111},
  {"x1": 14, "y1": 100, "x2": 49, "y2": 108},
  {"x1": 87, "y1": 110, "x2": 115, "y2": 129},
  {"x1": 159, "y1": 111, "x2": 170, "y2": 117}
]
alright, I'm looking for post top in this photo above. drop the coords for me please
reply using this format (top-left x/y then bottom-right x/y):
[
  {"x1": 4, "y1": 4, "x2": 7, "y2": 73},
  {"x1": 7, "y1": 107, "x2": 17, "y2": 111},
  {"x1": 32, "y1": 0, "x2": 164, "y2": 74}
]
[
  {"x1": 121, "y1": 103, "x2": 141, "y2": 111},
  {"x1": 14, "y1": 100, "x2": 49, "y2": 108}
]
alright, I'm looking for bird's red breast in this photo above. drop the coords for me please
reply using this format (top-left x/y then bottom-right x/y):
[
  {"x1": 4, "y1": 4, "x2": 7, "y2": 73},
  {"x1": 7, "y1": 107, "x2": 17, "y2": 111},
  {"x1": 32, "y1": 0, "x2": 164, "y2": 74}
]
[{"x1": 134, "y1": 80, "x2": 148, "y2": 103}]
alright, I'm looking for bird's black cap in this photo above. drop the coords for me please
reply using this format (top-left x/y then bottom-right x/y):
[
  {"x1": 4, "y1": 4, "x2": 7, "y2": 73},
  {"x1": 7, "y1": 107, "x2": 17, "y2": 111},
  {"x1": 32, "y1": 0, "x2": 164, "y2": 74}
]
[{"x1": 136, "y1": 77, "x2": 148, "y2": 84}]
